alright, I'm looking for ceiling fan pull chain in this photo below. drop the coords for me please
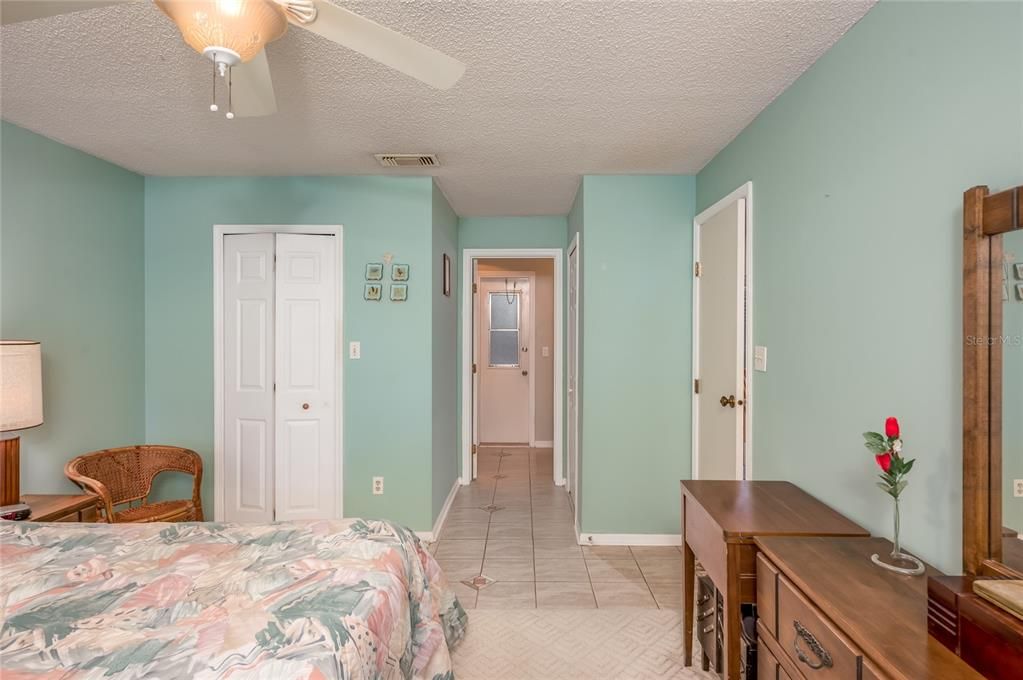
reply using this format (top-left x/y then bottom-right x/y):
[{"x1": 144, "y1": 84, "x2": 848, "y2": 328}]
[
  {"x1": 226, "y1": 65, "x2": 235, "y2": 120},
  {"x1": 209, "y1": 56, "x2": 219, "y2": 113}
]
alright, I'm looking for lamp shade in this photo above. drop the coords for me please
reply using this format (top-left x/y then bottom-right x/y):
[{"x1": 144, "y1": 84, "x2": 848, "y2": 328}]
[
  {"x1": 0, "y1": 341, "x2": 43, "y2": 432},
  {"x1": 155, "y1": 0, "x2": 289, "y2": 64}
]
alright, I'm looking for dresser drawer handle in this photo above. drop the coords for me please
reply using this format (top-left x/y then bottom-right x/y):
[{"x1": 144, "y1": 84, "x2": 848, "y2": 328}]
[
  {"x1": 697, "y1": 594, "x2": 711, "y2": 606},
  {"x1": 697, "y1": 607, "x2": 715, "y2": 621},
  {"x1": 792, "y1": 620, "x2": 833, "y2": 670},
  {"x1": 701, "y1": 624, "x2": 715, "y2": 635}
]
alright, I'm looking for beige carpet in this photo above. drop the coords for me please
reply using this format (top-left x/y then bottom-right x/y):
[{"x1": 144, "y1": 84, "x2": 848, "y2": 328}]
[{"x1": 450, "y1": 609, "x2": 717, "y2": 680}]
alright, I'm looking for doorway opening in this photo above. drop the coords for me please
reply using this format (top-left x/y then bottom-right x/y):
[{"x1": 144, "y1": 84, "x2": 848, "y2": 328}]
[
  {"x1": 212, "y1": 225, "x2": 343, "y2": 522},
  {"x1": 461, "y1": 249, "x2": 564, "y2": 486},
  {"x1": 692, "y1": 182, "x2": 753, "y2": 480}
]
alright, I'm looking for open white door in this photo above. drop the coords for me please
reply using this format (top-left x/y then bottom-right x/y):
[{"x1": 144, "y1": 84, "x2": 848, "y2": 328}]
[
  {"x1": 223, "y1": 234, "x2": 276, "y2": 523},
  {"x1": 567, "y1": 235, "x2": 580, "y2": 517},
  {"x1": 693, "y1": 191, "x2": 750, "y2": 481},
  {"x1": 477, "y1": 277, "x2": 531, "y2": 444}
]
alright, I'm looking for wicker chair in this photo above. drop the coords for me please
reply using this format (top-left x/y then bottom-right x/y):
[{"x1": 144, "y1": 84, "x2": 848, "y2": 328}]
[{"x1": 65, "y1": 445, "x2": 204, "y2": 523}]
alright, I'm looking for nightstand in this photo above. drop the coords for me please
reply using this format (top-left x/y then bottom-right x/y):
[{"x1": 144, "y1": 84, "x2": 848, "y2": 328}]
[{"x1": 22, "y1": 493, "x2": 99, "y2": 522}]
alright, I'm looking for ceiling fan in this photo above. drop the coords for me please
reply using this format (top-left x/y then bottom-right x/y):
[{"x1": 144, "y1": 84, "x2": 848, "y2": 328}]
[{"x1": 1, "y1": 0, "x2": 466, "y2": 118}]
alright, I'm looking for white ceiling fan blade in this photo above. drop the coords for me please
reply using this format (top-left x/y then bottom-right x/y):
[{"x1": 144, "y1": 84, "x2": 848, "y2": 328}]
[
  {"x1": 1, "y1": 0, "x2": 138, "y2": 25},
  {"x1": 298, "y1": 0, "x2": 465, "y2": 90},
  {"x1": 231, "y1": 48, "x2": 277, "y2": 117}
]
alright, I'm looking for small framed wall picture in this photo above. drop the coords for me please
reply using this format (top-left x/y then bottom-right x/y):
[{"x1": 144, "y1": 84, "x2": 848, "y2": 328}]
[
  {"x1": 390, "y1": 284, "x2": 408, "y2": 302},
  {"x1": 1017, "y1": 283, "x2": 1023, "y2": 301},
  {"x1": 366, "y1": 263, "x2": 383, "y2": 281},
  {"x1": 364, "y1": 283, "x2": 382, "y2": 301},
  {"x1": 392, "y1": 263, "x2": 410, "y2": 281},
  {"x1": 442, "y1": 253, "x2": 452, "y2": 297},
  {"x1": 1014, "y1": 262, "x2": 1023, "y2": 280}
]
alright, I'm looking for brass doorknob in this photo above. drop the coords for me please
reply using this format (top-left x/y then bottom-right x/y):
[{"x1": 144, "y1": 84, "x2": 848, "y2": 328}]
[
  {"x1": 719, "y1": 395, "x2": 744, "y2": 408},
  {"x1": 522, "y1": 370, "x2": 529, "y2": 376},
  {"x1": 302, "y1": 403, "x2": 310, "y2": 410}
]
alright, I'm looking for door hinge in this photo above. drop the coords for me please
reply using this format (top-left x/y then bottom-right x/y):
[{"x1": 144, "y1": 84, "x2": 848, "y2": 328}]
[
  {"x1": 694, "y1": 378, "x2": 700, "y2": 394},
  {"x1": 472, "y1": 283, "x2": 478, "y2": 294},
  {"x1": 472, "y1": 363, "x2": 478, "y2": 374},
  {"x1": 694, "y1": 261, "x2": 702, "y2": 277},
  {"x1": 273, "y1": 254, "x2": 277, "y2": 273},
  {"x1": 471, "y1": 444, "x2": 477, "y2": 455}
]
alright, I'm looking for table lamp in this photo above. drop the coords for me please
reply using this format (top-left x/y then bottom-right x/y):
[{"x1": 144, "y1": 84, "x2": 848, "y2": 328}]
[{"x1": 0, "y1": 341, "x2": 43, "y2": 510}]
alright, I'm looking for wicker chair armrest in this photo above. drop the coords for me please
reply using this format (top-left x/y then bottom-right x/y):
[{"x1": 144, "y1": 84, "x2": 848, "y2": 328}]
[{"x1": 64, "y1": 458, "x2": 116, "y2": 523}]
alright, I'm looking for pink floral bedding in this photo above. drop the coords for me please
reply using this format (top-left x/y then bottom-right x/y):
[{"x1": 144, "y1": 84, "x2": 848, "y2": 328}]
[{"x1": 0, "y1": 518, "x2": 466, "y2": 679}]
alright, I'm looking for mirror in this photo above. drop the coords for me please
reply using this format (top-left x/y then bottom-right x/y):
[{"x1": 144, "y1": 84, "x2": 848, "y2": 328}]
[
  {"x1": 962, "y1": 184, "x2": 1022, "y2": 578},
  {"x1": 1002, "y1": 230, "x2": 1023, "y2": 573}
]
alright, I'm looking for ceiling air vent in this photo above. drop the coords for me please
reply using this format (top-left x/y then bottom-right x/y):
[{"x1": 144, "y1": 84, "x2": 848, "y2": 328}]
[{"x1": 374, "y1": 153, "x2": 438, "y2": 168}]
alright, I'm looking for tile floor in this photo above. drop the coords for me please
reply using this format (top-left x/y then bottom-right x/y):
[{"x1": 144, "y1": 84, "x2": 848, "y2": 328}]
[{"x1": 432, "y1": 446, "x2": 683, "y2": 609}]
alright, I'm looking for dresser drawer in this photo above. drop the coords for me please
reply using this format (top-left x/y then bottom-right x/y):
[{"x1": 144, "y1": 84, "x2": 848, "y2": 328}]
[
  {"x1": 777, "y1": 574, "x2": 863, "y2": 678},
  {"x1": 758, "y1": 552, "x2": 780, "y2": 638}
]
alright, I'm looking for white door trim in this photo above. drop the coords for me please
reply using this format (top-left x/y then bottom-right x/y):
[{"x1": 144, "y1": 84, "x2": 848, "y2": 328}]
[
  {"x1": 476, "y1": 270, "x2": 537, "y2": 446},
  {"x1": 461, "y1": 248, "x2": 564, "y2": 485},
  {"x1": 213, "y1": 224, "x2": 344, "y2": 522},
  {"x1": 567, "y1": 232, "x2": 581, "y2": 527},
  {"x1": 691, "y1": 183, "x2": 753, "y2": 481}
]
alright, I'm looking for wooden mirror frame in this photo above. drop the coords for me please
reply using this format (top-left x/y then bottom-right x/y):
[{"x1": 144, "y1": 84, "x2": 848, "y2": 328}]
[{"x1": 963, "y1": 184, "x2": 1022, "y2": 578}]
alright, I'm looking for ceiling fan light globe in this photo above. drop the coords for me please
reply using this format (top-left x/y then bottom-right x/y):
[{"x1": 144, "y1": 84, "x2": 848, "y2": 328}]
[{"x1": 155, "y1": 0, "x2": 288, "y2": 63}]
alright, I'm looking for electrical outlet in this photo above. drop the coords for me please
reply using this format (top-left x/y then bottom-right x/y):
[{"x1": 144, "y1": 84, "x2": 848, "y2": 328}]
[
  {"x1": 349, "y1": 341, "x2": 361, "y2": 359},
  {"x1": 1015, "y1": 479, "x2": 1023, "y2": 498},
  {"x1": 372, "y1": 477, "x2": 384, "y2": 495}
]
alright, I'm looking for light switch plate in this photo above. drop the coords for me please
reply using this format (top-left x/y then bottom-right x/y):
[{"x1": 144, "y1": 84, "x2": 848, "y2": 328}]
[
  {"x1": 542, "y1": 346, "x2": 550, "y2": 357},
  {"x1": 754, "y1": 346, "x2": 767, "y2": 372},
  {"x1": 1015, "y1": 479, "x2": 1023, "y2": 498},
  {"x1": 349, "y1": 341, "x2": 361, "y2": 359}
]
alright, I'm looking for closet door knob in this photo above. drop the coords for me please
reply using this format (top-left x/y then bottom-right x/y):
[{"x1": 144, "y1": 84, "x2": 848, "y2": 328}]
[
  {"x1": 302, "y1": 403, "x2": 310, "y2": 410},
  {"x1": 719, "y1": 395, "x2": 744, "y2": 408}
]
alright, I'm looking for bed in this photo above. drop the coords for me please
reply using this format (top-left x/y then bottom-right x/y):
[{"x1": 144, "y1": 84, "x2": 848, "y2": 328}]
[{"x1": 0, "y1": 518, "x2": 467, "y2": 679}]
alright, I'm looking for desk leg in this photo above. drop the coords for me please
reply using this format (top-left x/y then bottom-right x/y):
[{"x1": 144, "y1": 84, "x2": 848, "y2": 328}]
[
  {"x1": 682, "y1": 539, "x2": 695, "y2": 666},
  {"x1": 723, "y1": 546, "x2": 742, "y2": 680}
]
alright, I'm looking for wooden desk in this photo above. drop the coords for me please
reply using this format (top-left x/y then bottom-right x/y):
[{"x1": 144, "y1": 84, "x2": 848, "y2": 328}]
[
  {"x1": 22, "y1": 494, "x2": 98, "y2": 522},
  {"x1": 681, "y1": 480, "x2": 869, "y2": 679},
  {"x1": 757, "y1": 537, "x2": 984, "y2": 680}
]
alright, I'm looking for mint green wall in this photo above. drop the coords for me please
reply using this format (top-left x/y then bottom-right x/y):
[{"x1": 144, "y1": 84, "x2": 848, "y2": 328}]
[
  {"x1": 576, "y1": 175, "x2": 696, "y2": 536},
  {"x1": 459, "y1": 216, "x2": 570, "y2": 251},
  {"x1": 0, "y1": 122, "x2": 145, "y2": 493},
  {"x1": 696, "y1": 0, "x2": 1022, "y2": 573},
  {"x1": 1004, "y1": 231, "x2": 1023, "y2": 534},
  {"x1": 455, "y1": 216, "x2": 569, "y2": 476},
  {"x1": 144, "y1": 176, "x2": 441, "y2": 530},
  {"x1": 431, "y1": 185, "x2": 459, "y2": 521}
]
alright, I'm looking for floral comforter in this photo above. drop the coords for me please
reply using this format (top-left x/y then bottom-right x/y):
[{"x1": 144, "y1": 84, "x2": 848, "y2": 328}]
[{"x1": 0, "y1": 519, "x2": 467, "y2": 679}]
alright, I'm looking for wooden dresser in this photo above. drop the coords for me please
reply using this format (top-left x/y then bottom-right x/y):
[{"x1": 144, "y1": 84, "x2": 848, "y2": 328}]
[
  {"x1": 681, "y1": 481, "x2": 870, "y2": 678},
  {"x1": 755, "y1": 536, "x2": 985, "y2": 680}
]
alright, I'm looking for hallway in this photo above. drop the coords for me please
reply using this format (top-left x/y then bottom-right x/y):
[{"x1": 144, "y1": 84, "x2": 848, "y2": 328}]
[{"x1": 433, "y1": 446, "x2": 683, "y2": 609}]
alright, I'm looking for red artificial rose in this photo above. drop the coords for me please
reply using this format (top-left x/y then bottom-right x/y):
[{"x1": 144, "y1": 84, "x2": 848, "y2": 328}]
[
  {"x1": 875, "y1": 452, "x2": 893, "y2": 473},
  {"x1": 885, "y1": 417, "x2": 900, "y2": 439}
]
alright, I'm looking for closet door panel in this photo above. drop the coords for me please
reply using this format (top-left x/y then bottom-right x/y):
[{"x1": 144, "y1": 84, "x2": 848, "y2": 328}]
[
  {"x1": 274, "y1": 234, "x2": 338, "y2": 521},
  {"x1": 223, "y1": 233, "x2": 275, "y2": 523}
]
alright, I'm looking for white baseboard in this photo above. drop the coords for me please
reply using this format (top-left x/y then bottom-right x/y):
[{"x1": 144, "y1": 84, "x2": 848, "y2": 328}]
[
  {"x1": 531, "y1": 440, "x2": 554, "y2": 448},
  {"x1": 577, "y1": 533, "x2": 682, "y2": 546},
  {"x1": 418, "y1": 478, "x2": 461, "y2": 542}
]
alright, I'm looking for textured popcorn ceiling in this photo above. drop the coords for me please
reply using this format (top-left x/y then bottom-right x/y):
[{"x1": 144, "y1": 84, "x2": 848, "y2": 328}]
[{"x1": 0, "y1": 0, "x2": 874, "y2": 216}]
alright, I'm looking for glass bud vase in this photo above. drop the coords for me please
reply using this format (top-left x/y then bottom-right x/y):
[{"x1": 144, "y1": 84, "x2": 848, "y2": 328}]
[{"x1": 871, "y1": 495, "x2": 925, "y2": 576}]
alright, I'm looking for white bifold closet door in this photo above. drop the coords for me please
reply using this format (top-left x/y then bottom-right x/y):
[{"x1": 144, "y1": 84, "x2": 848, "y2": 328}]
[{"x1": 223, "y1": 233, "x2": 338, "y2": 523}]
